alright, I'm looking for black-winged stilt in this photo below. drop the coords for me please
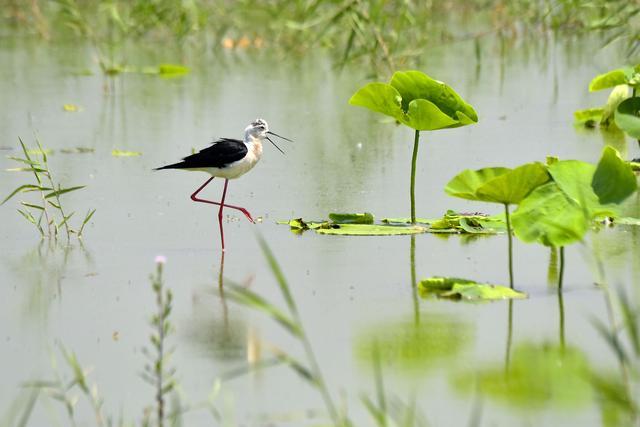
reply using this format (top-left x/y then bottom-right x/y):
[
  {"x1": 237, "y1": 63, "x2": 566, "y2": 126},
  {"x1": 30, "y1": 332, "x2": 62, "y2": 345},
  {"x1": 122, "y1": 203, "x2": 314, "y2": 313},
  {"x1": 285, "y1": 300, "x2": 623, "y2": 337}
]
[{"x1": 155, "y1": 119, "x2": 291, "y2": 250}]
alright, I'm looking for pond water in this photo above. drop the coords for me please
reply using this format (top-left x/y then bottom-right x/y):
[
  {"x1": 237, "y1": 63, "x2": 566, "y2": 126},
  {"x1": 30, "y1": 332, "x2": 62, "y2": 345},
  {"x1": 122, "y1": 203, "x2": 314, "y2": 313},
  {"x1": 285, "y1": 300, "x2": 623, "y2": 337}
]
[{"x1": 1, "y1": 34, "x2": 638, "y2": 426}]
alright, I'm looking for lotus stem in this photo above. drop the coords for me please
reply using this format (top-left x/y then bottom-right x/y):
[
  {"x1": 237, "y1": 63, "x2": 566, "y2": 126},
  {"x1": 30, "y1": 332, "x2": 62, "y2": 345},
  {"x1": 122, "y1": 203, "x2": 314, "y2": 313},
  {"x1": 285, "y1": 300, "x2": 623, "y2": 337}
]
[
  {"x1": 558, "y1": 246, "x2": 565, "y2": 290},
  {"x1": 504, "y1": 203, "x2": 514, "y2": 288},
  {"x1": 410, "y1": 130, "x2": 420, "y2": 223}
]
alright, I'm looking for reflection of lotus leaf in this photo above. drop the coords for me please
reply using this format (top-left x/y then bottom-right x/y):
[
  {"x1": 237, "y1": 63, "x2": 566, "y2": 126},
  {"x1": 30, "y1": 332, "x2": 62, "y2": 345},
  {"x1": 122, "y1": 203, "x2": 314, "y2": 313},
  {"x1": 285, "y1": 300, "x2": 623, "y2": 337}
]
[
  {"x1": 355, "y1": 315, "x2": 474, "y2": 372},
  {"x1": 452, "y1": 343, "x2": 592, "y2": 410}
]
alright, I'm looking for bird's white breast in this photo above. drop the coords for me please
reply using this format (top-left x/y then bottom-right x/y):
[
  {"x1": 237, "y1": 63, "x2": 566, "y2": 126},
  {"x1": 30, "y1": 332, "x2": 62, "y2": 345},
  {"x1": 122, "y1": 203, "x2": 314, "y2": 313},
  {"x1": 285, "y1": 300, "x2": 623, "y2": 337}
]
[{"x1": 201, "y1": 139, "x2": 262, "y2": 179}]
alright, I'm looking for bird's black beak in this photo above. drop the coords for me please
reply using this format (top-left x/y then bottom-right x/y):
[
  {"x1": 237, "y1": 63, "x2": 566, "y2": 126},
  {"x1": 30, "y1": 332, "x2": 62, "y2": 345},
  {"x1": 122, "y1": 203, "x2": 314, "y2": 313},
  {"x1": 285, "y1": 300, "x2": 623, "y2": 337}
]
[
  {"x1": 266, "y1": 136, "x2": 285, "y2": 155},
  {"x1": 267, "y1": 131, "x2": 293, "y2": 142}
]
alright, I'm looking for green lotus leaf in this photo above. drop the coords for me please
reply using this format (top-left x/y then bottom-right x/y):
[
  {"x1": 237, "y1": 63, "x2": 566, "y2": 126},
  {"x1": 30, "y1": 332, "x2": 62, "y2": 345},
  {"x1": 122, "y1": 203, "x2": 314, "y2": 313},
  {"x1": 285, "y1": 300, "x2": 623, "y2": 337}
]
[
  {"x1": 349, "y1": 70, "x2": 478, "y2": 131},
  {"x1": 615, "y1": 96, "x2": 640, "y2": 139},
  {"x1": 418, "y1": 277, "x2": 527, "y2": 301},
  {"x1": 573, "y1": 108, "x2": 604, "y2": 125},
  {"x1": 348, "y1": 82, "x2": 404, "y2": 121},
  {"x1": 546, "y1": 160, "x2": 617, "y2": 217},
  {"x1": 548, "y1": 160, "x2": 598, "y2": 206},
  {"x1": 476, "y1": 162, "x2": 550, "y2": 205},
  {"x1": 328, "y1": 212, "x2": 374, "y2": 224},
  {"x1": 444, "y1": 167, "x2": 511, "y2": 201},
  {"x1": 589, "y1": 68, "x2": 632, "y2": 91},
  {"x1": 390, "y1": 71, "x2": 478, "y2": 122},
  {"x1": 591, "y1": 146, "x2": 638, "y2": 205},
  {"x1": 601, "y1": 85, "x2": 630, "y2": 127},
  {"x1": 401, "y1": 98, "x2": 459, "y2": 131},
  {"x1": 445, "y1": 163, "x2": 549, "y2": 205},
  {"x1": 316, "y1": 224, "x2": 426, "y2": 236},
  {"x1": 512, "y1": 182, "x2": 589, "y2": 247}
]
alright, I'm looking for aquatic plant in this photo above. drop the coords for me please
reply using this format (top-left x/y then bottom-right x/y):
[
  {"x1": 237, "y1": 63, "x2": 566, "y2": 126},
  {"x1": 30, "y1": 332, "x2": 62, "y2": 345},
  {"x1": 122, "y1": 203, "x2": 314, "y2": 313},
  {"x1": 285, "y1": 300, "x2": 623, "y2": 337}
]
[
  {"x1": 574, "y1": 64, "x2": 640, "y2": 143},
  {"x1": 2, "y1": 138, "x2": 95, "y2": 240},
  {"x1": 141, "y1": 256, "x2": 178, "y2": 427},
  {"x1": 418, "y1": 277, "x2": 526, "y2": 301},
  {"x1": 350, "y1": 70, "x2": 478, "y2": 223},
  {"x1": 226, "y1": 236, "x2": 346, "y2": 426},
  {"x1": 511, "y1": 147, "x2": 637, "y2": 287},
  {"x1": 445, "y1": 162, "x2": 549, "y2": 287}
]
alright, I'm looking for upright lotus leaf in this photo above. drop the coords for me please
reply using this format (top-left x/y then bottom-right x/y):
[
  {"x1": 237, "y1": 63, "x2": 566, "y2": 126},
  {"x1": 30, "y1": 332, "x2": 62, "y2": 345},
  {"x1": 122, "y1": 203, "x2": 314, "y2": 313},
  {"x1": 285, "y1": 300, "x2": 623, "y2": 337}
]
[
  {"x1": 547, "y1": 160, "x2": 601, "y2": 212},
  {"x1": 389, "y1": 70, "x2": 478, "y2": 129},
  {"x1": 589, "y1": 68, "x2": 633, "y2": 91},
  {"x1": 592, "y1": 146, "x2": 638, "y2": 205},
  {"x1": 601, "y1": 85, "x2": 630, "y2": 127},
  {"x1": 615, "y1": 97, "x2": 640, "y2": 139},
  {"x1": 476, "y1": 162, "x2": 550, "y2": 205},
  {"x1": 350, "y1": 70, "x2": 478, "y2": 224},
  {"x1": 512, "y1": 182, "x2": 589, "y2": 247},
  {"x1": 444, "y1": 167, "x2": 511, "y2": 201},
  {"x1": 349, "y1": 70, "x2": 478, "y2": 131},
  {"x1": 348, "y1": 83, "x2": 404, "y2": 121},
  {"x1": 403, "y1": 99, "x2": 459, "y2": 131}
]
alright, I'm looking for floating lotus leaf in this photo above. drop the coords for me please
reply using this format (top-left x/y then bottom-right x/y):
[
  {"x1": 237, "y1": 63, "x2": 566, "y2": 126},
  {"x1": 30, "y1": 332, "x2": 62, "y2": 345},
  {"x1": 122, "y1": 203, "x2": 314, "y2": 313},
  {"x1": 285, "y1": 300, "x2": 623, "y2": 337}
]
[
  {"x1": 615, "y1": 97, "x2": 640, "y2": 139},
  {"x1": 419, "y1": 277, "x2": 527, "y2": 301},
  {"x1": 349, "y1": 70, "x2": 478, "y2": 131},
  {"x1": 573, "y1": 107, "x2": 603, "y2": 125},
  {"x1": 316, "y1": 224, "x2": 426, "y2": 236},
  {"x1": 328, "y1": 212, "x2": 374, "y2": 224}
]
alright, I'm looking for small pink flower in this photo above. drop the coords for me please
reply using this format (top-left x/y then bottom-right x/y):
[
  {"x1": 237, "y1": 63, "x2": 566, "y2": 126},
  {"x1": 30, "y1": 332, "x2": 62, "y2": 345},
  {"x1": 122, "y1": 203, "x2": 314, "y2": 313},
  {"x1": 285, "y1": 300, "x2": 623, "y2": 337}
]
[{"x1": 154, "y1": 255, "x2": 167, "y2": 264}]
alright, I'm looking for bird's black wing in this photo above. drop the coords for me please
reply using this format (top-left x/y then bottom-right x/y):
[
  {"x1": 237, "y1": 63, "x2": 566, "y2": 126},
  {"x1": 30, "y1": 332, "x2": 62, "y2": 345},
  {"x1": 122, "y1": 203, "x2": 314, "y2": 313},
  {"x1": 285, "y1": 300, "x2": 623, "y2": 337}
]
[{"x1": 155, "y1": 138, "x2": 248, "y2": 170}]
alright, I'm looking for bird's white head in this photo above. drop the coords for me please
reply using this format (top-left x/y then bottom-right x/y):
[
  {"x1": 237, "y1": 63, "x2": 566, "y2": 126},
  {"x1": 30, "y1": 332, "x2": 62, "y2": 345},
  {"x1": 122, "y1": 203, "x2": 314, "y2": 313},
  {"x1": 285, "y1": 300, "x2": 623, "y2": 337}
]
[
  {"x1": 243, "y1": 118, "x2": 292, "y2": 154},
  {"x1": 245, "y1": 118, "x2": 269, "y2": 140}
]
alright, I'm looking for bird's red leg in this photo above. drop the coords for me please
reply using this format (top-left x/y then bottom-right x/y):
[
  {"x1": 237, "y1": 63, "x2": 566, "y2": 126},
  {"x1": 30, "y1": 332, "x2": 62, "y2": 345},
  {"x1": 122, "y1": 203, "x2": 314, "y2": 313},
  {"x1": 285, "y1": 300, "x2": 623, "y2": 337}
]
[
  {"x1": 218, "y1": 179, "x2": 229, "y2": 251},
  {"x1": 190, "y1": 177, "x2": 255, "y2": 223}
]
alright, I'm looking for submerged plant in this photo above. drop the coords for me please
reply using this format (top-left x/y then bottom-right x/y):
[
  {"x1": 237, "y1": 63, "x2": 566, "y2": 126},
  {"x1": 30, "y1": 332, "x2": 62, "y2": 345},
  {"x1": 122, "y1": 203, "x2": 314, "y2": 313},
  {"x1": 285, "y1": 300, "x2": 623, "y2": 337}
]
[
  {"x1": 350, "y1": 70, "x2": 478, "y2": 223},
  {"x1": 2, "y1": 138, "x2": 95, "y2": 240}
]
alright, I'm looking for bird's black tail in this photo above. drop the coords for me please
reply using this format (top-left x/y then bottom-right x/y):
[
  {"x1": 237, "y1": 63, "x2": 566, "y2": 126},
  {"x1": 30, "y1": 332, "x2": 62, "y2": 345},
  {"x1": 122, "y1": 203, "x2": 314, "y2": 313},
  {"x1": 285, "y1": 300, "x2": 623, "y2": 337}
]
[{"x1": 154, "y1": 162, "x2": 186, "y2": 171}]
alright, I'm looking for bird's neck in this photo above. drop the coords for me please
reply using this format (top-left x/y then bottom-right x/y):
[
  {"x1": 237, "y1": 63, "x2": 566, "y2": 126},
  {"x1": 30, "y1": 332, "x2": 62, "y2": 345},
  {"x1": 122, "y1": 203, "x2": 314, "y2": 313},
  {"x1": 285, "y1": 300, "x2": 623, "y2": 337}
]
[{"x1": 244, "y1": 134, "x2": 263, "y2": 147}]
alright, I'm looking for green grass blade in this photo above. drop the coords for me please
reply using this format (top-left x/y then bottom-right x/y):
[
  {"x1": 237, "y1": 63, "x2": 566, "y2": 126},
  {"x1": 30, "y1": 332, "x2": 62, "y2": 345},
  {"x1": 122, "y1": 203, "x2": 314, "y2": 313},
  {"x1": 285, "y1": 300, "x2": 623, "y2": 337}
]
[
  {"x1": 20, "y1": 202, "x2": 44, "y2": 211},
  {"x1": 361, "y1": 395, "x2": 386, "y2": 427},
  {"x1": 45, "y1": 186, "x2": 86, "y2": 199},
  {"x1": 226, "y1": 284, "x2": 303, "y2": 338},
  {"x1": 78, "y1": 209, "x2": 96, "y2": 237},
  {"x1": 58, "y1": 212, "x2": 75, "y2": 229},
  {"x1": 273, "y1": 352, "x2": 316, "y2": 384},
  {"x1": 6, "y1": 167, "x2": 49, "y2": 173},
  {"x1": 2, "y1": 184, "x2": 47, "y2": 205},
  {"x1": 17, "y1": 209, "x2": 37, "y2": 225},
  {"x1": 257, "y1": 235, "x2": 297, "y2": 315},
  {"x1": 591, "y1": 316, "x2": 628, "y2": 364},
  {"x1": 7, "y1": 157, "x2": 41, "y2": 166}
]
